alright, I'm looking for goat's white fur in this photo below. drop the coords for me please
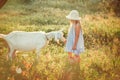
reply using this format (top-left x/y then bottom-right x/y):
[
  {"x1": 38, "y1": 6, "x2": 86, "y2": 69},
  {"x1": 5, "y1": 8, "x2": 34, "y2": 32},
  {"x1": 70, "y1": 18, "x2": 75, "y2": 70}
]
[{"x1": 0, "y1": 30, "x2": 64, "y2": 60}]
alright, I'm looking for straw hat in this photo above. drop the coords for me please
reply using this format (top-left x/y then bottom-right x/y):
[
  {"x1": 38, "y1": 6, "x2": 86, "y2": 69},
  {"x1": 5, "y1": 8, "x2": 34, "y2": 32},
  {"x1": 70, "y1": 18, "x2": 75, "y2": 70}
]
[{"x1": 66, "y1": 10, "x2": 81, "y2": 20}]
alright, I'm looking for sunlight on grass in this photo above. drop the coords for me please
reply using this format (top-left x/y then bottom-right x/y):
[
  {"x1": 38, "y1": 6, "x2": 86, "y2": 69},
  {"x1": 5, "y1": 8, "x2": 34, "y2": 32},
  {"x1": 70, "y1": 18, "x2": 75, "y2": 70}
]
[{"x1": 0, "y1": 0, "x2": 120, "y2": 80}]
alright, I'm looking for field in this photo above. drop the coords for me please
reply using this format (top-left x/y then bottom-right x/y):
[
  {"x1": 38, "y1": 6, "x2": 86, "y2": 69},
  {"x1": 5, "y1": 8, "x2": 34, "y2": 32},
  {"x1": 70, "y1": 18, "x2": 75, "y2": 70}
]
[{"x1": 0, "y1": 0, "x2": 120, "y2": 80}]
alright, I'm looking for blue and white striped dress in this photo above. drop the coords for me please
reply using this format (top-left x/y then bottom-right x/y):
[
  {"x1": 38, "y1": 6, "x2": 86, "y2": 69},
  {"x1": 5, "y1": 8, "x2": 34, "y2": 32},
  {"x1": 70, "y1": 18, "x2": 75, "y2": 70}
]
[{"x1": 65, "y1": 24, "x2": 84, "y2": 55}]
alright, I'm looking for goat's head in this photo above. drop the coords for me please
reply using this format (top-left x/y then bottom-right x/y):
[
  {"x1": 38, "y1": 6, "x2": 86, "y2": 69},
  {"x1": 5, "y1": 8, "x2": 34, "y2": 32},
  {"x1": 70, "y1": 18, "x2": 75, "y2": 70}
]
[
  {"x1": 46, "y1": 30, "x2": 65, "y2": 44},
  {"x1": 54, "y1": 30, "x2": 65, "y2": 44}
]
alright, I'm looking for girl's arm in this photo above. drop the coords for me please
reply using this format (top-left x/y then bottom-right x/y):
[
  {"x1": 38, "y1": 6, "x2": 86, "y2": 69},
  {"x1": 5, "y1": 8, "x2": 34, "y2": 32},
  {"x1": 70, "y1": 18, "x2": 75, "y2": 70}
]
[{"x1": 72, "y1": 23, "x2": 81, "y2": 50}]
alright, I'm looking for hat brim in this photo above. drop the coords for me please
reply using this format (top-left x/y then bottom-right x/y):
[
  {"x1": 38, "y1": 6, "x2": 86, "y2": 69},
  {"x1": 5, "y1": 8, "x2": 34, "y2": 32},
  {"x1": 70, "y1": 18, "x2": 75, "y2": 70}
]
[{"x1": 66, "y1": 16, "x2": 81, "y2": 20}]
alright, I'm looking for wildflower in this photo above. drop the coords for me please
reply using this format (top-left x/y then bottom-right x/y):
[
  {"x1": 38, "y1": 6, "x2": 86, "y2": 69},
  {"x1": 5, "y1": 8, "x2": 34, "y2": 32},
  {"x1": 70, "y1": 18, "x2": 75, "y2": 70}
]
[
  {"x1": 16, "y1": 67, "x2": 22, "y2": 74},
  {"x1": 22, "y1": 71, "x2": 28, "y2": 76},
  {"x1": 23, "y1": 61, "x2": 33, "y2": 71}
]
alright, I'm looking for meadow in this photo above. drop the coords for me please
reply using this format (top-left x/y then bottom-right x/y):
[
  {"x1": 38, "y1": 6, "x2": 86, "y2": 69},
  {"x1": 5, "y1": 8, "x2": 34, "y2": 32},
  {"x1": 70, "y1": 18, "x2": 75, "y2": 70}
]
[{"x1": 0, "y1": 0, "x2": 120, "y2": 80}]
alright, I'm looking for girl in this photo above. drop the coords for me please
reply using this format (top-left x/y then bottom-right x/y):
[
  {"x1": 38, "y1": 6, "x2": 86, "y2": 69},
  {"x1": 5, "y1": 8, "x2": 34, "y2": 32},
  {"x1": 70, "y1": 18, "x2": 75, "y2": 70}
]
[{"x1": 65, "y1": 10, "x2": 84, "y2": 63}]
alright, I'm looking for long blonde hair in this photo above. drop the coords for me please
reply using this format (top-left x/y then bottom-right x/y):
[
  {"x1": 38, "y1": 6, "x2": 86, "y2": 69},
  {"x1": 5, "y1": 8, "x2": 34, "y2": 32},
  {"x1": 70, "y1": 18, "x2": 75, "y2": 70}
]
[{"x1": 70, "y1": 20, "x2": 81, "y2": 27}]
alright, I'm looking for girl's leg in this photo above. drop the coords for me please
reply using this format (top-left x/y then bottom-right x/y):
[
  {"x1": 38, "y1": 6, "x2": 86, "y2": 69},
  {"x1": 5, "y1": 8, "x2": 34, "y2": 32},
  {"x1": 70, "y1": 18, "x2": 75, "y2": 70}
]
[
  {"x1": 68, "y1": 52, "x2": 75, "y2": 63},
  {"x1": 74, "y1": 54, "x2": 80, "y2": 63},
  {"x1": 68, "y1": 52, "x2": 73, "y2": 58}
]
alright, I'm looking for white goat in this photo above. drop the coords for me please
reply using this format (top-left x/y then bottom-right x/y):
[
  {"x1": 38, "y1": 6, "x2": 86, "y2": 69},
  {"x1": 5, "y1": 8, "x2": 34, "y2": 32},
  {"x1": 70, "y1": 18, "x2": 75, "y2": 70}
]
[{"x1": 0, "y1": 30, "x2": 65, "y2": 60}]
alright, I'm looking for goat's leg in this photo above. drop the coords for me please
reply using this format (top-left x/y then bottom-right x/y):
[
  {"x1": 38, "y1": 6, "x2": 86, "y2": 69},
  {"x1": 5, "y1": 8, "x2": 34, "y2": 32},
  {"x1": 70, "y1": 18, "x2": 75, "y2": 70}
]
[
  {"x1": 36, "y1": 48, "x2": 41, "y2": 60},
  {"x1": 12, "y1": 50, "x2": 16, "y2": 58},
  {"x1": 8, "y1": 49, "x2": 15, "y2": 60},
  {"x1": 7, "y1": 48, "x2": 16, "y2": 60},
  {"x1": 8, "y1": 44, "x2": 15, "y2": 60},
  {"x1": 6, "y1": 44, "x2": 10, "y2": 60}
]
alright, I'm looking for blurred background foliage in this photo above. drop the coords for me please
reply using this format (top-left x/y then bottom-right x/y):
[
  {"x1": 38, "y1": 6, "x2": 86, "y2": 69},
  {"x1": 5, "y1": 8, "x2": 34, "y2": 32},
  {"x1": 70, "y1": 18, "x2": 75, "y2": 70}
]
[{"x1": 1, "y1": 0, "x2": 119, "y2": 16}]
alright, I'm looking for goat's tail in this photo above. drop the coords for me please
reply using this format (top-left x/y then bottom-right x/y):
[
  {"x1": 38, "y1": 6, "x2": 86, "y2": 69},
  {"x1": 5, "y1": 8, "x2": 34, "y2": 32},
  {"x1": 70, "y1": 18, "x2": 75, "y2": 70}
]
[{"x1": 0, "y1": 34, "x2": 6, "y2": 39}]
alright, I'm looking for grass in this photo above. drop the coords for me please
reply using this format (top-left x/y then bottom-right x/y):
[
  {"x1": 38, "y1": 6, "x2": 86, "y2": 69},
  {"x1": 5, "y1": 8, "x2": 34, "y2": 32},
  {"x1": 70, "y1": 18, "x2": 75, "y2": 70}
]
[{"x1": 0, "y1": 0, "x2": 120, "y2": 80}]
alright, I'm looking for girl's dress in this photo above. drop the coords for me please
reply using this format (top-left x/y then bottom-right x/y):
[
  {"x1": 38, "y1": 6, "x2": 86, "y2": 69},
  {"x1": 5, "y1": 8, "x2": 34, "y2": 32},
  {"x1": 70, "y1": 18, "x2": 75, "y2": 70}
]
[{"x1": 65, "y1": 24, "x2": 84, "y2": 55}]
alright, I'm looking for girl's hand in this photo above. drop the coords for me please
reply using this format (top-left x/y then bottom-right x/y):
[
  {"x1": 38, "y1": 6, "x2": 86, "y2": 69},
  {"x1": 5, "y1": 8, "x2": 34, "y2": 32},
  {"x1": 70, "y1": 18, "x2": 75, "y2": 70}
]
[
  {"x1": 63, "y1": 39, "x2": 67, "y2": 44},
  {"x1": 72, "y1": 45, "x2": 77, "y2": 50}
]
